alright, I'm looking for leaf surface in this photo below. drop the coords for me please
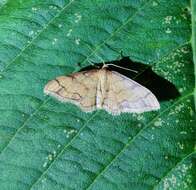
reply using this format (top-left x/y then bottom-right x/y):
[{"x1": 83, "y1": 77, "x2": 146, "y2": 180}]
[{"x1": 0, "y1": 0, "x2": 195, "y2": 190}]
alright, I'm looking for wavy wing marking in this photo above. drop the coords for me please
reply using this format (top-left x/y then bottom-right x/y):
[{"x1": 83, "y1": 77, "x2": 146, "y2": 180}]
[
  {"x1": 44, "y1": 70, "x2": 100, "y2": 112},
  {"x1": 103, "y1": 70, "x2": 160, "y2": 115}
]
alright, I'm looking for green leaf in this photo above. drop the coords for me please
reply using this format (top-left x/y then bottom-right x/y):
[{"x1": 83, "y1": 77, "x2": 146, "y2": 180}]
[{"x1": 0, "y1": 1, "x2": 195, "y2": 190}]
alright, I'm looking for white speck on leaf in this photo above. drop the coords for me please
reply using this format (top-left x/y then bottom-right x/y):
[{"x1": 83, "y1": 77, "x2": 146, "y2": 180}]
[
  {"x1": 179, "y1": 88, "x2": 184, "y2": 93},
  {"x1": 137, "y1": 123, "x2": 142, "y2": 128},
  {"x1": 53, "y1": 150, "x2": 57, "y2": 157},
  {"x1": 66, "y1": 29, "x2": 73, "y2": 37},
  {"x1": 75, "y1": 38, "x2": 80, "y2": 45},
  {"x1": 43, "y1": 162, "x2": 47, "y2": 168},
  {"x1": 181, "y1": 13, "x2": 188, "y2": 20},
  {"x1": 74, "y1": 13, "x2": 82, "y2": 23},
  {"x1": 52, "y1": 38, "x2": 58, "y2": 45},
  {"x1": 41, "y1": 178, "x2": 46, "y2": 183},
  {"x1": 177, "y1": 142, "x2": 184, "y2": 149},
  {"x1": 154, "y1": 118, "x2": 163, "y2": 127},
  {"x1": 48, "y1": 154, "x2": 53, "y2": 161},
  {"x1": 163, "y1": 180, "x2": 169, "y2": 190},
  {"x1": 164, "y1": 16, "x2": 173, "y2": 24},
  {"x1": 152, "y1": 1, "x2": 158, "y2": 6},
  {"x1": 175, "y1": 119, "x2": 179, "y2": 123},
  {"x1": 137, "y1": 115, "x2": 144, "y2": 121},
  {"x1": 180, "y1": 131, "x2": 187, "y2": 135},
  {"x1": 165, "y1": 28, "x2": 172, "y2": 33},
  {"x1": 32, "y1": 7, "x2": 37, "y2": 11},
  {"x1": 49, "y1": 5, "x2": 57, "y2": 10},
  {"x1": 175, "y1": 103, "x2": 185, "y2": 112},
  {"x1": 29, "y1": 30, "x2": 34, "y2": 36},
  {"x1": 64, "y1": 128, "x2": 77, "y2": 138}
]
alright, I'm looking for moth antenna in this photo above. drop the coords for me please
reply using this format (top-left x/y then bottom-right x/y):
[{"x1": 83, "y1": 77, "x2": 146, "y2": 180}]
[{"x1": 106, "y1": 64, "x2": 138, "y2": 73}]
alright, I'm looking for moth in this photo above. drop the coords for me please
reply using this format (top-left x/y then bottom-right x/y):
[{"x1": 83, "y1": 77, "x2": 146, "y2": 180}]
[{"x1": 44, "y1": 66, "x2": 160, "y2": 115}]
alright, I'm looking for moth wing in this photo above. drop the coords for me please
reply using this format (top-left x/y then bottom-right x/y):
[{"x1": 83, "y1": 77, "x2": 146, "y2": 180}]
[
  {"x1": 103, "y1": 70, "x2": 160, "y2": 115},
  {"x1": 44, "y1": 70, "x2": 99, "y2": 112}
]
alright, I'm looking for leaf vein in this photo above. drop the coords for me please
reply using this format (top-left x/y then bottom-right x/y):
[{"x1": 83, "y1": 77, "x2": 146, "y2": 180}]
[
  {"x1": 0, "y1": 97, "x2": 50, "y2": 155},
  {"x1": 0, "y1": 0, "x2": 75, "y2": 74},
  {"x1": 85, "y1": 92, "x2": 194, "y2": 190},
  {"x1": 28, "y1": 111, "x2": 99, "y2": 190},
  {"x1": 152, "y1": 151, "x2": 196, "y2": 190},
  {"x1": 77, "y1": 0, "x2": 153, "y2": 67}
]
